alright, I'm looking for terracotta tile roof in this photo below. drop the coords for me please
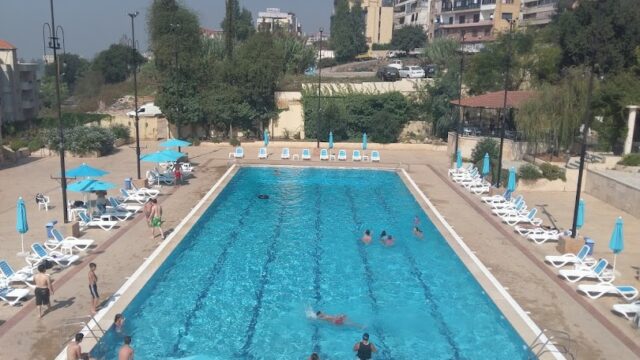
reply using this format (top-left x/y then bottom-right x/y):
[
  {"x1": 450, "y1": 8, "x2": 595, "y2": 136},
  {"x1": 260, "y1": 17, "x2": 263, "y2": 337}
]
[
  {"x1": 451, "y1": 90, "x2": 538, "y2": 109},
  {"x1": 0, "y1": 39, "x2": 16, "y2": 50}
]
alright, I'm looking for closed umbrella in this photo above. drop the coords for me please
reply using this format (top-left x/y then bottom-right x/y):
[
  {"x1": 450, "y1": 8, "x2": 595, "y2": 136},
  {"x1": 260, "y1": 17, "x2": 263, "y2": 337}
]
[
  {"x1": 456, "y1": 150, "x2": 462, "y2": 169},
  {"x1": 481, "y1": 153, "x2": 490, "y2": 178},
  {"x1": 576, "y1": 199, "x2": 585, "y2": 230},
  {"x1": 609, "y1": 216, "x2": 624, "y2": 273},
  {"x1": 507, "y1": 167, "x2": 516, "y2": 192},
  {"x1": 16, "y1": 197, "x2": 28, "y2": 255},
  {"x1": 263, "y1": 129, "x2": 269, "y2": 147},
  {"x1": 329, "y1": 131, "x2": 334, "y2": 149},
  {"x1": 65, "y1": 163, "x2": 109, "y2": 178},
  {"x1": 362, "y1": 133, "x2": 368, "y2": 150}
]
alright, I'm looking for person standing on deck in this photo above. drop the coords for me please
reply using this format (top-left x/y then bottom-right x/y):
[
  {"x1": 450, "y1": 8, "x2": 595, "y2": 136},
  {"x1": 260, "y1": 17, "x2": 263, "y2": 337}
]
[
  {"x1": 34, "y1": 264, "x2": 54, "y2": 318},
  {"x1": 150, "y1": 198, "x2": 164, "y2": 240}
]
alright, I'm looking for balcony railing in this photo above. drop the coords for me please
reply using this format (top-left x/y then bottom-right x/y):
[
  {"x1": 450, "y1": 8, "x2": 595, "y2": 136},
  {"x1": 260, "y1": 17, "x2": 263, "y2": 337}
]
[{"x1": 442, "y1": 2, "x2": 481, "y2": 12}]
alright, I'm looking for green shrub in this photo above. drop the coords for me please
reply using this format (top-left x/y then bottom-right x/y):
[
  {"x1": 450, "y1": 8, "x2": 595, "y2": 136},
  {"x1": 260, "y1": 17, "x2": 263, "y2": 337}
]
[
  {"x1": 109, "y1": 124, "x2": 130, "y2": 141},
  {"x1": 618, "y1": 154, "x2": 640, "y2": 166},
  {"x1": 471, "y1": 138, "x2": 500, "y2": 164},
  {"x1": 372, "y1": 43, "x2": 392, "y2": 50},
  {"x1": 28, "y1": 138, "x2": 44, "y2": 152},
  {"x1": 229, "y1": 137, "x2": 241, "y2": 147},
  {"x1": 317, "y1": 58, "x2": 337, "y2": 69},
  {"x1": 518, "y1": 164, "x2": 543, "y2": 181},
  {"x1": 43, "y1": 126, "x2": 115, "y2": 156},
  {"x1": 9, "y1": 139, "x2": 28, "y2": 151},
  {"x1": 539, "y1": 162, "x2": 566, "y2": 181}
]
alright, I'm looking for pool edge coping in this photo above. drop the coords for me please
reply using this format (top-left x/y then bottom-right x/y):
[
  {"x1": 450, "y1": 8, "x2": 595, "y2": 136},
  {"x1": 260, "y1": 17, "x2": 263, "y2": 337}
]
[
  {"x1": 400, "y1": 168, "x2": 565, "y2": 360},
  {"x1": 55, "y1": 164, "x2": 238, "y2": 360}
]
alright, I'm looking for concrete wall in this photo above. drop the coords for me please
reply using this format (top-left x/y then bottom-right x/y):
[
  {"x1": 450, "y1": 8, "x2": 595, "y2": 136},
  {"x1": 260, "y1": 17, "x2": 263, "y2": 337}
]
[
  {"x1": 312, "y1": 79, "x2": 427, "y2": 95},
  {"x1": 586, "y1": 169, "x2": 640, "y2": 218},
  {"x1": 99, "y1": 115, "x2": 169, "y2": 141},
  {"x1": 447, "y1": 132, "x2": 534, "y2": 161}
]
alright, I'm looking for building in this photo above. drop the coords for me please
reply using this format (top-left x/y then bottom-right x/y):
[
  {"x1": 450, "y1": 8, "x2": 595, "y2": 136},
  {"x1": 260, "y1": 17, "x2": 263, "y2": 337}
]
[
  {"x1": 0, "y1": 39, "x2": 39, "y2": 127},
  {"x1": 434, "y1": 0, "x2": 521, "y2": 52},
  {"x1": 201, "y1": 28, "x2": 224, "y2": 40},
  {"x1": 256, "y1": 8, "x2": 301, "y2": 35},
  {"x1": 520, "y1": 0, "x2": 558, "y2": 27},
  {"x1": 393, "y1": 0, "x2": 433, "y2": 37},
  {"x1": 337, "y1": 1, "x2": 394, "y2": 49}
]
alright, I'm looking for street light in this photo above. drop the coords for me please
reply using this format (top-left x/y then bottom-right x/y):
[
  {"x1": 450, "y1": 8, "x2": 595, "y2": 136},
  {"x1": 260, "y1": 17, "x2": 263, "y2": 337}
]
[
  {"x1": 316, "y1": 27, "x2": 324, "y2": 149},
  {"x1": 453, "y1": 31, "x2": 466, "y2": 163},
  {"x1": 128, "y1": 11, "x2": 141, "y2": 180},
  {"x1": 495, "y1": 19, "x2": 516, "y2": 188},
  {"x1": 43, "y1": 0, "x2": 69, "y2": 223}
]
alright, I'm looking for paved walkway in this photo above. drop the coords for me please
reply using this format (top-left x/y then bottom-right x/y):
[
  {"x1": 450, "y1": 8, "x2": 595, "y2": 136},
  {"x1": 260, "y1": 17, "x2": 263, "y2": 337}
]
[{"x1": 0, "y1": 143, "x2": 637, "y2": 359}]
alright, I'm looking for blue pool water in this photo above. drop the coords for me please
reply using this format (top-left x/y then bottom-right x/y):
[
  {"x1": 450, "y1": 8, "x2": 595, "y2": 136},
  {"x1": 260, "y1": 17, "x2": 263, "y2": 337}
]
[{"x1": 92, "y1": 167, "x2": 531, "y2": 359}]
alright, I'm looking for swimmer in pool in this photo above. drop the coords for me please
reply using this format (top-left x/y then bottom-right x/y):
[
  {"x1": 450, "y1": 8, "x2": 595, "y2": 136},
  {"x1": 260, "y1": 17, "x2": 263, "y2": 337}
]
[
  {"x1": 361, "y1": 229, "x2": 372, "y2": 244},
  {"x1": 414, "y1": 215, "x2": 420, "y2": 226},
  {"x1": 314, "y1": 311, "x2": 364, "y2": 329},
  {"x1": 413, "y1": 226, "x2": 424, "y2": 239},
  {"x1": 383, "y1": 235, "x2": 395, "y2": 247},
  {"x1": 379, "y1": 230, "x2": 387, "y2": 243}
]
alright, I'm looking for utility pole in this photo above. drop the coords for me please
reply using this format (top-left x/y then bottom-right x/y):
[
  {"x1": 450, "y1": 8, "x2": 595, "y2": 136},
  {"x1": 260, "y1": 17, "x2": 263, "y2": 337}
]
[
  {"x1": 453, "y1": 31, "x2": 466, "y2": 164},
  {"x1": 316, "y1": 28, "x2": 324, "y2": 149},
  {"x1": 129, "y1": 11, "x2": 141, "y2": 179},
  {"x1": 496, "y1": 19, "x2": 516, "y2": 188}
]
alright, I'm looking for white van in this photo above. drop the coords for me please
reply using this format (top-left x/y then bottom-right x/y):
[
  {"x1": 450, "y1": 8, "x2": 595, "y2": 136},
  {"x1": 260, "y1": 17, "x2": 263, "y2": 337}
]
[{"x1": 127, "y1": 102, "x2": 163, "y2": 118}]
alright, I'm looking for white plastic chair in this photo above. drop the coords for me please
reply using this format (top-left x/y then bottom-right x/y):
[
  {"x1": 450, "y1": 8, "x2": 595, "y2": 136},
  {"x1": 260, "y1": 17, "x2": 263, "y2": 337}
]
[{"x1": 37, "y1": 195, "x2": 50, "y2": 211}]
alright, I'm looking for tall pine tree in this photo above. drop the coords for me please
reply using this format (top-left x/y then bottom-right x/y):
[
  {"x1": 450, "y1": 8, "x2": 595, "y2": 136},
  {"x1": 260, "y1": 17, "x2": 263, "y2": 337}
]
[{"x1": 331, "y1": 0, "x2": 367, "y2": 63}]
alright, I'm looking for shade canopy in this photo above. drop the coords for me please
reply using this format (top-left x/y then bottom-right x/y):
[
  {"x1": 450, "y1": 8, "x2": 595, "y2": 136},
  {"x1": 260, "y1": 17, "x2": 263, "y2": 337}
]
[
  {"x1": 65, "y1": 163, "x2": 109, "y2": 178},
  {"x1": 362, "y1": 133, "x2": 368, "y2": 150},
  {"x1": 263, "y1": 130, "x2": 269, "y2": 147},
  {"x1": 329, "y1": 132, "x2": 334, "y2": 149},
  {"x1": 482, "y1": 153, "x2": 490, "y2": 177},
  {"x1": 16, "y1": 197, "x2": 28, "y2": 234},
  {"x1": 141, "y1": 150, "x2": 185, "y2": 163},
  {"x1": 159, "y1": 139, "x2": 192, "y2": 148},
  {"x1": 456, "y1": 150, "x2": 462, "y2": 169},
  {"x1": 68, "y1": 179, "x2": 116, "y2": 192},
  {"x1": 576, "y1": 199, "x2": 585, "y2": 229},
  {"x1": 507, "y1": 167, "x2": 517, "y2": 192}
]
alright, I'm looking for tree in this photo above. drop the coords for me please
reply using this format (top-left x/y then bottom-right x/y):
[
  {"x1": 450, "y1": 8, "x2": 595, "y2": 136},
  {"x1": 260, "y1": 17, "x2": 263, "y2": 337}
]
[
  {"x1": 350, "y1": 1, "x2": 368, "y2": 55},
  {"x1": 391, "y1": 25, "x2": 427, "y2": 53},
  {"x1": 39, "y1": 75, "x2": 69, "y2": 109},
  {"x1": 275, "y1": 34, "x2": 316, "y2": 74},
  {"x1": 45, "y1": 53, "x2": 89, "y2": 91},
  {"x1": 221, "y1": 0, "x2": 255, "y2": 57},
  {"x1": 421, "y1": 38, "x2": 458, "y2": 67},
  {"x1": 92, "y1": 44, "x2": 145, "y2": 84},
  {"x1": 331, "y1": 0, "x2": 366, "y2": 63}
]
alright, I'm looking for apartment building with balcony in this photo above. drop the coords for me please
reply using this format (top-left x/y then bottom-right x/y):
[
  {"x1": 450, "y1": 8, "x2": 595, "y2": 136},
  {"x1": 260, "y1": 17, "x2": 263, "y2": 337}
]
[
  {"x1": 393, "y1": 0, "x2": 433, "y2": 36},
  {"x1": 520, "y1": 0, "x2": 557, "y2": 27},
  {"x1": 0, "y1": 39, "x2": 39, "y2": 126},
  {"x1": 338, "y1": 0, "x2": 394, "y2": 48},
  {"x1": 256, "y1": 8, "x2": 302, "y2": 35},
  {"x1": 434, "y1": 0, "x2": 521, "y2": 51}
]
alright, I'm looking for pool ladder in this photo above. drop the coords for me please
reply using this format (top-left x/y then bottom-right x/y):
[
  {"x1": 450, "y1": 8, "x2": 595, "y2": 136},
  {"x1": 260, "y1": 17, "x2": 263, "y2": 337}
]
[
  {"x1": 527, "y1": 328, "x2": 576, "y2": 360},
  {"x1": 63, "y1": 314, "x2": 107, "y2": 342}
]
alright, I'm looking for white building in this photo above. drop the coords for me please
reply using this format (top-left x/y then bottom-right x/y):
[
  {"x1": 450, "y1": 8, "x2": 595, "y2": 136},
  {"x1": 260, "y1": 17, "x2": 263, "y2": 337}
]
[
  {"x1": 394, "y1": 0, "x2": 433, "y2": 36},
  {"x1": 256, "y1": 8, "x2": 302, "y2": 35},
  {"x1": 0, "y1": 39, "x2": 39, "y2": 126}
]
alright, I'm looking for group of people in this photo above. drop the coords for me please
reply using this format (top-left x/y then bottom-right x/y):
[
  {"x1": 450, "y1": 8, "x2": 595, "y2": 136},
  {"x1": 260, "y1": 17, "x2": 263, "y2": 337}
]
[
  {"x1": 307, "y1": 333, "x2": 377, "y2": 360},
  {"x1": 65, "y1": 331, "x2": 133, "y2": 360},
  {"x1": 361, "y1": 216, "x2": 425, "y2": 246}
]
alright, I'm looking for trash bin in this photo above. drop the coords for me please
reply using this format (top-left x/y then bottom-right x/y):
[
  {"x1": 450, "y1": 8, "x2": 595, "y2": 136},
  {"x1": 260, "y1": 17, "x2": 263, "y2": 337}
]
[
  {"x1": 584, "y1": 237, "x2": 595, "y2": 256},
  {"x1": 124, "y1": 177, "x2": 132, "y2": 190},
  {"x1": 45, "y1": 220, "x2": 58, "y2": 239}
]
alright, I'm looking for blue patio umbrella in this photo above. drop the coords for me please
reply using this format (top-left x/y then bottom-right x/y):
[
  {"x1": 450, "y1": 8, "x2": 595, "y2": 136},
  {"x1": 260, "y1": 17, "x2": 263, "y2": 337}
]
[
  {"x1": 16, "y1": 197, "x2": 28, "y2": 255},
  {"x1": 263, "y1": 129, "x2": 269, "y2": 147},
  {"x1": 481, "y1": 153, "x2": 490, "y2": 178},
  {"x1": 362, "y1": 133, "x2": 368, "y2": 150},
  {"x1": 609, "y1": 216, "x2": 624, "y2": 272},
  {"x1": 507, "y1": 167, "x2": 516, "y2": 192},
  {"x1": 576, "y1": 199, "x2": 585, "y2": 230},
  {"x1": 68, "y1": 179, "x2": 116, "y2": 192},
  {"x1": 140, "y1": 151, "x2": 184, "y2": 163},
  {"x1": 456, "y1": 150, "x2": 462, "y2": 169},
  {"x1": 159, "y1": 139, "x2": 192, "y2": 148},
  {"x1": 329, "y1": 131, "x2": 334, "y2": 149},
  {"x1": 65, "y1": 163, "x2": 108, "y2": 178},
  {"x1": 160, "y1": 149, "x2": 186, "y2": 160}
]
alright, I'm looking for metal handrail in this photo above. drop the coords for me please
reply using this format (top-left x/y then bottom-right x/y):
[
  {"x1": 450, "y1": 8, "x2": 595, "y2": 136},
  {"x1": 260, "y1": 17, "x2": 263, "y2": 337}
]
[{"x1": 527, "y1": 328, "x2": 576, "y2": 360}]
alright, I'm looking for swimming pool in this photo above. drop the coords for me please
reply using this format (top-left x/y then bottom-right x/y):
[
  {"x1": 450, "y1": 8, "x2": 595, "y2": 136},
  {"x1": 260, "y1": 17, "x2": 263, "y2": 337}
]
[{"x1": 92, "y1": 167, "x2": 531, "y2": 359}]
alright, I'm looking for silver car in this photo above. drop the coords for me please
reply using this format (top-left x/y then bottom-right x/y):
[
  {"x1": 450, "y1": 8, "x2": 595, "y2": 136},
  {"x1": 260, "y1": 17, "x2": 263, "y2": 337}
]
[{"x1": 398, "y1": 65, "x2": 426, "y2": 78}]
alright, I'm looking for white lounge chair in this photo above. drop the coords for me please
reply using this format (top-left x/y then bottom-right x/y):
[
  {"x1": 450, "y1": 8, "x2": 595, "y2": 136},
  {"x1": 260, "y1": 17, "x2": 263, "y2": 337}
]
[
  {"x1": 464, "y1": 179, "x2": 490, "y2": 194},
  {"x1": 612, "y1": 301, "x2": 640, "y2": 320},
  {"x1": 527, "y1": 230, "x2": 564, "y2": 244},
  {"x1": 448, "y1": 164, "x2": 473, "y2": 177},
  {"x1": 489, "y1": 195, "x2": 523, "y2": 210},
  {"x1": 234, "y1": 147, "x2": 244, "y2": 159},
  {"x1": 482, "y1": 190, "x2": 512, "y2": 204},
  {"x1": 302, "y1": 148, "x2": 311, "y2": 160},
  {"x1": 493, "y1": 200, "x2": 526, "y2": 217},
  {"x1": 578, "y1": 283, "x2": 638, "y2": 300},
  {"x1": 453, "y1": 168, "x2": 480, "y2": 183},
  {"x1": 78, "y1": 212, "x2": 118, "y2": 231},
  {"x1": 337, "y1": 149, "x2": 347, "y2": 161},
  {"x1": 131, "y1": 183, "x2": 160, "y2": 198},
  {"x1": 371, "y1": 150, "x2": 380, "y2": 162},
  {"x1": 352, "y1": 150, "x2": 362, "y2": 161},
  {"x1": 258, "y1": 147, "x2": 268, "y2": 159},
  {"x1": 120, "y1": 188, "x2": 150, "y2": 204},
  {"x1": 281, "y1": 148, "x2": 290, "y2": 159},
  {"x1": 558, "y1": 259, "x2": 614, "y2": 283},
  {"x1": 502, "y1": 208, "x2": 543, "y2": 227},
  {"x1": 181, "y1": 163, "x2": 195, "y2": 173},
  {"x1": 27, "y1": 243, "x2": 80, "y2": 268},
  {"x1": 0, "y1": 260, "x2": 34, "y2": 288},
  {"x1": 0, "y1": 286, "x2": 30, "y2": 306},
  {"x1": 109, "y1": 197, "x2": 142, "y2": 213},
  {"x1": 320, "y1": 149, "x2": 329, "y2": 161},
  {"x1": 545, "y1": 245, "x2": 595, "y2": 268},
  {"x1": 146, "y1": 170, "x2": 175, "y2": 186},
  {"x1": 45, "y1": 229, "x2": 94, "y2": 253}
]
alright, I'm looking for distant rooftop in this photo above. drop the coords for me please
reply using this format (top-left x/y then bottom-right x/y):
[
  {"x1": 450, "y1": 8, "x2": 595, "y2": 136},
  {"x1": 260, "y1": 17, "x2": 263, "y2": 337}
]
[
  {"x1": 451, "y1": 91, "x2": 538, "y2": 110},
  {"x1": 0, "y1": 39, "x2": 17, "y2": 50}
]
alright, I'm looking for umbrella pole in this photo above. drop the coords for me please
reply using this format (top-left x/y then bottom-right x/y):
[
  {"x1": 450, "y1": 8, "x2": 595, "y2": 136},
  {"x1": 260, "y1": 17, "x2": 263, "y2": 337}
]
[
  {"x1": 612, "y1": 254, "x2": 617, "y2": 274},
  {"x1": 20, "y1": 233, "x2": 24, "y2": 254}
]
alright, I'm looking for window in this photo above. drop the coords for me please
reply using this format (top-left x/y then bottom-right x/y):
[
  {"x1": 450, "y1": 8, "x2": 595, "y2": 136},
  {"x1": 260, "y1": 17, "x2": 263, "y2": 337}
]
[
  {"x1": 449, "y1": 17, "x2": 454, "y2": 24},
  {"x1": 501, "y1": 12, "x2": 513, "y2": 21},
  {"x1": 473, "y1": 13, "x2": 480, "y2": 22},
  {"x1": 502, "y1": 0, "x2": 514, "y2": 3},
  {"x1": 459, "y1": 15, "x2": 465, "y2": 24}
]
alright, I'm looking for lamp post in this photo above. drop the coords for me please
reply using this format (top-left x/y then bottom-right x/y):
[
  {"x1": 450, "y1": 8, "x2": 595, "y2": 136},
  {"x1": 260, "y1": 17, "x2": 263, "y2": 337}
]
[
  {"x1": 316, "y1": 27, "x2": 324, "y2": 149},
  {"x1": 495, "y1": 19, "x2": 516, "y2": 188},
  {"x1": 170, "y1": 23, "x2": 181, "y2": 138},
  {"x1": 129, "y1": 11, "x2": 141, "y2": 180},
  {"x1": 453, "y1": 31, "x2": 466, "y2": 163},
  {"x1": 43, "y1": 0, "x2": 69, "y2": 223}
]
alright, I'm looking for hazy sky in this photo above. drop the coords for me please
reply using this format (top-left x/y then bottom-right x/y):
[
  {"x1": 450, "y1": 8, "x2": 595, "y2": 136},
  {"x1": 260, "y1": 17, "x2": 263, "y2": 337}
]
[{"x1": 0, "y1": 1, "x2": 332, "y2": 60}]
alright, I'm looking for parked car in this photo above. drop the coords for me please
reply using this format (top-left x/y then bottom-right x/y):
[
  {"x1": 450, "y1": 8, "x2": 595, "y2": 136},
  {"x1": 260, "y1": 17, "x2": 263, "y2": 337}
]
[
  {"x1": 399, "y1": 66, "x2": 426, "y2": 78},
  {"x1": 376, "y1": 66, "x2": 400, "y2": 81},
  {"x1": 127, "y1": 102, "x2": 163, "y2": 118},
  {"x1": 387, "y1": 59, "x2": 403, "y2": 69},
  {"x1": 423, "y1": 64, "x2": 438, "y2": 78}
]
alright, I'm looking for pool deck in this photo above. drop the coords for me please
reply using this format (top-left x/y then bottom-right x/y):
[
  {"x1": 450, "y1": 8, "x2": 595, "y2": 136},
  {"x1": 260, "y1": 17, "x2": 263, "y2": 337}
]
[{"x1": 0, "y1": 143, "x2": 637, "y2": 359}]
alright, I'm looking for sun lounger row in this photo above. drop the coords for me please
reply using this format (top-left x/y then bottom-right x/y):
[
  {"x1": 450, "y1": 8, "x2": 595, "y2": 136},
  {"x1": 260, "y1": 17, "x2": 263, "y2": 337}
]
[
  {"x1": 449, "y1": 165, "x2": 490, "y2": 195},
  {"x1": 230, "y1": 147, "x2": 381, "y2": 162}
]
